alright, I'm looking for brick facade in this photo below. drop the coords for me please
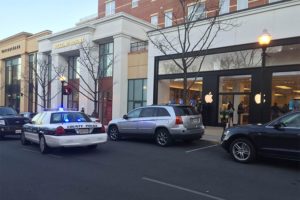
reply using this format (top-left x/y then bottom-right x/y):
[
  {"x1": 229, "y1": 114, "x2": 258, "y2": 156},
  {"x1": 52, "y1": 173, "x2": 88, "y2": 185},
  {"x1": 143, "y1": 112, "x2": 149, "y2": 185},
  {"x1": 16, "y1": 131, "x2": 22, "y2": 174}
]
[{"x1": 98, "y1": 0, "x2": 277, "y2": 27}]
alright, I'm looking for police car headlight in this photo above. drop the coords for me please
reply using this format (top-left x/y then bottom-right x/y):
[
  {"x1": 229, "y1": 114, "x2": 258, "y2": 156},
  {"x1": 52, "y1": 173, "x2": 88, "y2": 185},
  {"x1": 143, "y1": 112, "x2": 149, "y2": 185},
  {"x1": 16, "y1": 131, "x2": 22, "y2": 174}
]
[{"x1": 0, "y1": 120, "x2": 5, "y2": 125}]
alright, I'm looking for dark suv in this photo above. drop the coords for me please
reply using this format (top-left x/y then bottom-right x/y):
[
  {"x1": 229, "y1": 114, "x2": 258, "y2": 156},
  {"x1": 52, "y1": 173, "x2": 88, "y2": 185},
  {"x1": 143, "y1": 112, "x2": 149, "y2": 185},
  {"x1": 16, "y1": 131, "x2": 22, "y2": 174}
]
[{"x1": 0, "y1": 107, "x2": 30, "y2": 139}]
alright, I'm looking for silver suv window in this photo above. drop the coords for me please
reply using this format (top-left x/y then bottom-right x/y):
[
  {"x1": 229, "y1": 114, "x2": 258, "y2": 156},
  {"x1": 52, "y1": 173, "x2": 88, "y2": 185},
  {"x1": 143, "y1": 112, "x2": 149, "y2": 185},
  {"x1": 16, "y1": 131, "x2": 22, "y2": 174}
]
[
  {"x1": 156, "y1": 108, "x2": 170, "y2": 117},
  {"x1": 140, "y1": 108, "x2": 156, "y2": 118},
  {"x1": 128, "y1": 108, "x2": 142, "y2": 118},
  {"x1": 173, "y1": 106, "x2": 199, "y2": 116}
]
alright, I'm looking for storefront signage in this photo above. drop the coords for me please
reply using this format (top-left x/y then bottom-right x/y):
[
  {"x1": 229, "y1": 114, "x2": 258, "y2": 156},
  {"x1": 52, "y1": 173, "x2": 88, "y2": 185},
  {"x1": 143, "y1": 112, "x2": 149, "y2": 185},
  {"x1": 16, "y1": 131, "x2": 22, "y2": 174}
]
[
  {"x1": 205, "y1": 92, "x2": 213, "y2": 103},
  {"x1": 1, "y1": 45, "x2": 21, "y2": 53},
  {"x1": 54, "y1": 37, "x2": 84, "y2": 49}
]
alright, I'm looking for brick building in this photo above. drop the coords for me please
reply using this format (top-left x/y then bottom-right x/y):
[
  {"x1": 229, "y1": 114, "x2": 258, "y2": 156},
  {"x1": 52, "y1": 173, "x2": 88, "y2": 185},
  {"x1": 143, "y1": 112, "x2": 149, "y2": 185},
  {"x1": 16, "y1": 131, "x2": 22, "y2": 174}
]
[{"x1": 98, "y1": 0, "x2": 282, "y2": 27}]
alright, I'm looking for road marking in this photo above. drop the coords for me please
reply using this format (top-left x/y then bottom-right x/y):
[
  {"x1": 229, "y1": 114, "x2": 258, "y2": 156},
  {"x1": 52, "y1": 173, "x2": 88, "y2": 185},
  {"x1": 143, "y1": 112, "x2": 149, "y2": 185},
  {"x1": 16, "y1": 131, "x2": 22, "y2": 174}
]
[
  {"x1": 142, "y1": 177, "x2": 226, "y2": 200},
  {"x1": 185, "y1": 144, "x2": 219, "y2": 153},
  {"x1": 49, "y1": 154, "x2": 62, "y2": 159},
  {"x1": 22, "y1": 148, "x2": 39, "y2": 153}
]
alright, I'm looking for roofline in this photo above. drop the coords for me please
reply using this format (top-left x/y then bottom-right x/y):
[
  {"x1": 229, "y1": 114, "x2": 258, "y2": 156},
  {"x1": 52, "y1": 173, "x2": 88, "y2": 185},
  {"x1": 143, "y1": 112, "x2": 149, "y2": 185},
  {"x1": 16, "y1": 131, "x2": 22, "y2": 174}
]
[{"x1": 0, "y1": 32, "x2": 32, "y2": 42}]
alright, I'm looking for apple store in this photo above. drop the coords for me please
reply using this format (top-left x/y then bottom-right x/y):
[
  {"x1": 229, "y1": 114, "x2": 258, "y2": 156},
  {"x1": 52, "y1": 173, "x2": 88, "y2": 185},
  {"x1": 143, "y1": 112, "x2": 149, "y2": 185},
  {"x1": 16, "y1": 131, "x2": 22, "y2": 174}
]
[{"x1": 154, "y1": 37, "x2": 300, "y2": 126}]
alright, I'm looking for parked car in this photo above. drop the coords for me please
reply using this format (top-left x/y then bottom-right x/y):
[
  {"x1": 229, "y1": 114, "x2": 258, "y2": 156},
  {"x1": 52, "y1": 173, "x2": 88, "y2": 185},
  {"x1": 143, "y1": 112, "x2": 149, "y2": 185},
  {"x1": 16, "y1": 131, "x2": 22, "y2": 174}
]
[
  {"x1": 221, "y1": 111, "x2": 300, "y2": 163},
  {"x1": 108, "y1": 105, "x2": 205, "y2": 146},
  {"x1": 22, "y1": 109, "x2": 107, "y2": 153},
  {"x1": 0, "y1": 106, "x2": 30, "y2": 139}
]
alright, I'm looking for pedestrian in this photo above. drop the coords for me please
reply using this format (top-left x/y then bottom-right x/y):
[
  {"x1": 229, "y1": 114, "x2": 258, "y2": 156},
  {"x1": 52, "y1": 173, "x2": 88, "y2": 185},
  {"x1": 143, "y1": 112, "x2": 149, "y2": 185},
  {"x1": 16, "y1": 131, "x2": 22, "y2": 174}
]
[
  {"x1": 227, "y1": 101, "x2": 234, "y2": 127},
  {"x1": 271, "y1": 103, "x2": 280, "y2": 120},
  {"x1": 237, "y1": 101, "x2": 244, "y2": 125},
  {"x1": 81, "y1": 107, "x2": 85, "y2": 113}
]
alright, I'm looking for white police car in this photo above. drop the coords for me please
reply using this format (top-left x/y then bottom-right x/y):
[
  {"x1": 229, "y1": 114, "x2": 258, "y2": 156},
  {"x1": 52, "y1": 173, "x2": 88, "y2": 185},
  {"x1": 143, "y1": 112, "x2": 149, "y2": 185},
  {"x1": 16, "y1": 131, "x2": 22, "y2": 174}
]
[{"x1": 21, "y1": 109, "x2": 107, "y2": 153}]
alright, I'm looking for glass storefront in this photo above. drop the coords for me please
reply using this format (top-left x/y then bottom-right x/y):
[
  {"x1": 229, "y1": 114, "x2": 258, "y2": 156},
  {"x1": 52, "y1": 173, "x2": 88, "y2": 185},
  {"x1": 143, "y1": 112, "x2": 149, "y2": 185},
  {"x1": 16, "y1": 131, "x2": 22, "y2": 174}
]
[
  {"x1": 99, "y1": 42, "x2": 114, "y2": 77},
  {"x1": 5, "y1": 57, "x2": 21, "y2": 112},
  {"x1": 271, "y1": 71, "x2": 300, "y2": 119},
  {"x1": 158, "y1": 78, "x2": 203, "y2": 109},
  {"x1": 28, "y1": 54, "x2": 36, "y2": 112}
]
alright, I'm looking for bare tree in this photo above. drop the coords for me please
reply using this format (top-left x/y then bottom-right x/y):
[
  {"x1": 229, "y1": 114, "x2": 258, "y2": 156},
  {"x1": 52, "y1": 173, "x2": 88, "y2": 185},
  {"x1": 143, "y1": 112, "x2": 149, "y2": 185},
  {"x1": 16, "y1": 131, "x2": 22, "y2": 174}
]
[
  {"x1": 67, "y1": 41, "x2": 114, "y2": 118},
  {"x1": 148, "y1": 0, "x2": 236, "y2": 103},
  {"x1": 23, "y1": 57, "x2": 66, "y2": 110}
]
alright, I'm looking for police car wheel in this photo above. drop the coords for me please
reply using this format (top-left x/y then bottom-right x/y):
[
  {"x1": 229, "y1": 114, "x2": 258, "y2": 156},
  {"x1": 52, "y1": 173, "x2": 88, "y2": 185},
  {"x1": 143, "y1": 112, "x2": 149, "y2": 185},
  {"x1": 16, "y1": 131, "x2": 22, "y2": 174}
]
[{"x1": 39, "y1": 135, "x2": 49, "y2": 154}]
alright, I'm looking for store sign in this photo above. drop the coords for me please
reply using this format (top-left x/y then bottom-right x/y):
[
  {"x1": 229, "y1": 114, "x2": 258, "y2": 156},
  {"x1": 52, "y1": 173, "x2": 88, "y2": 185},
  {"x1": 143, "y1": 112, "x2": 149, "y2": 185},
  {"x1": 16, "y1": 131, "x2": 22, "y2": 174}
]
[
  {"x1": 54, "y1": 37, "x2": 84, "y2": 49},
  {"x1": 1, "y1": 45, "x2": 21, "y2": 53},
  {"x1": 205, "y1": 92, "x2": 213, "y2": 103}
]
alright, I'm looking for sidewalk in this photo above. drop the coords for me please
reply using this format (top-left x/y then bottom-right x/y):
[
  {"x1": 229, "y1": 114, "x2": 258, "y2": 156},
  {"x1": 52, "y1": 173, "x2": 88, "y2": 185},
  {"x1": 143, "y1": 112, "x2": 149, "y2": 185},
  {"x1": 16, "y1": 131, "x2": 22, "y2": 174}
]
[{"x1": 202, "y1": 126, "x2": 224, "y2": 142}]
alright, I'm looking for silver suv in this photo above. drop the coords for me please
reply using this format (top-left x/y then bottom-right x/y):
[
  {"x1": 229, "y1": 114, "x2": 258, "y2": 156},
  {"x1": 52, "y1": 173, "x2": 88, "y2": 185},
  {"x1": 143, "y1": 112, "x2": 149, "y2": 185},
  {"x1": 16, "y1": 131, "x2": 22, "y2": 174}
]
[{"x1": 108, "y1": 105, "x2": 205, "y2": 146}]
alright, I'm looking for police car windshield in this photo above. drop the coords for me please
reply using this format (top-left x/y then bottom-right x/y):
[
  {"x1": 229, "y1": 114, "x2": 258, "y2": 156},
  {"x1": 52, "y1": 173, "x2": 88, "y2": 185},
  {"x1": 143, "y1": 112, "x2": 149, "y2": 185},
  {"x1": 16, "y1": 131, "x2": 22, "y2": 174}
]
[{"x1": 50, "y1": 112, "x2": 92, "y2": 124}]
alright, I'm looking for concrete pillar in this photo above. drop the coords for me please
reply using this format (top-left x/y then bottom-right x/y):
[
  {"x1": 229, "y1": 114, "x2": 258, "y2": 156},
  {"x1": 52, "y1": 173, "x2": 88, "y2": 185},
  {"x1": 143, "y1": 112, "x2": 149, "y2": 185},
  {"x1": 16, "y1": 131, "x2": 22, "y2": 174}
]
[
  {"x1": 0, "y1": 60, "x2": 4, "y2": 106},
  {"x1": 112, "y1": 34, "x2": 131, "y2": 118},
  {"x1": 20, "y1": 54, "x2": 28, "y2": 112}
]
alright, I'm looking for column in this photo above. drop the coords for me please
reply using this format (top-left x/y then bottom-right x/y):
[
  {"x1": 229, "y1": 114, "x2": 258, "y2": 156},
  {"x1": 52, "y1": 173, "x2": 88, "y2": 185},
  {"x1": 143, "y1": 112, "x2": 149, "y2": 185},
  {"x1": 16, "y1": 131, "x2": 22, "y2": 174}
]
[
  {"x1": 112, "y1": 34, "x2": 131, "y2": 118},
  {"x1": 0, "y1": 60, "x2": 4, "y2": 106}
]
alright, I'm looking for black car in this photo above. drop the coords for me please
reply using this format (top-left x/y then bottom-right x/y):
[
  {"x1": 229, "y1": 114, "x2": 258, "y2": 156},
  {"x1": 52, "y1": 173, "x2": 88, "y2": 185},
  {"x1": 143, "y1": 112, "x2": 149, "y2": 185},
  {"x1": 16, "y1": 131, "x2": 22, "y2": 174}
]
[
  {"x1": 221, "y1": 111, "x2": 300, "y2": 163},
  {"x1": 0, "y1": 107, "x2": 30, "y2": 139}
]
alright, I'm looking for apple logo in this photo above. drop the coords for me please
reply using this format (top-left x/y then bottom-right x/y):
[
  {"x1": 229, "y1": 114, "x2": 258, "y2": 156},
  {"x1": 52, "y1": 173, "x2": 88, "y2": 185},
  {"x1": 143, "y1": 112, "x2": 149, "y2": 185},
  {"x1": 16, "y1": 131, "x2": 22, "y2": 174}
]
[
  {"x1": 255, "y1": 93, "x2": 261, "y2": 104},
  {"x1": 205, "y1": 92, "x2": 213, "y2": 103}
]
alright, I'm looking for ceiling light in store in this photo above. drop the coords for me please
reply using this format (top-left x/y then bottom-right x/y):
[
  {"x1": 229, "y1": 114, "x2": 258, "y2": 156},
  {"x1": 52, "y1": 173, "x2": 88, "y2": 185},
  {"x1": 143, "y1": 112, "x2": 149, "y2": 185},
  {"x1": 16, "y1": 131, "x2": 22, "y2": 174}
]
[
  {"x1": 275, "y1": 85, "x2": 292, "y2": 90},
  {"x1": 244, "y1": 88, "x2": 250, "y2": 90},
  {"x1": 195, "y1": 81, "x2": 202, "y2": 84},
  {"x1": 293, "y1": 90, "x2": 300, "y2": 93},
  {"x1": 227, "y1": 87, "x2": 233, "y2": 90},
  {"x1": 274, "y1": 93, "x2": 283, "y2": 96}
]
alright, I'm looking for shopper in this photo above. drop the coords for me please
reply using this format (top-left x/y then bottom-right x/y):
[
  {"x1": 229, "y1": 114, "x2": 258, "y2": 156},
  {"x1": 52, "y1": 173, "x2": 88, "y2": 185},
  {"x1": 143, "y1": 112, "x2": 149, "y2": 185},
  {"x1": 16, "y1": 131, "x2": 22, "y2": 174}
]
[{"x1": 237, "y1": 101, "x2": 244, "y2": 125}]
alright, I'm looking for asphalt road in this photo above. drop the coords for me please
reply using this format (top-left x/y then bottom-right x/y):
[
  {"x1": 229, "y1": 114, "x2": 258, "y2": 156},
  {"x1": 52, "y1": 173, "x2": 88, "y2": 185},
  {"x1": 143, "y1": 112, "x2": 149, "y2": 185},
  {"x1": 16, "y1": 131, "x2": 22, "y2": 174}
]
[{"x1": 0, "y1": 136, "x2": 299, "y2": 200}]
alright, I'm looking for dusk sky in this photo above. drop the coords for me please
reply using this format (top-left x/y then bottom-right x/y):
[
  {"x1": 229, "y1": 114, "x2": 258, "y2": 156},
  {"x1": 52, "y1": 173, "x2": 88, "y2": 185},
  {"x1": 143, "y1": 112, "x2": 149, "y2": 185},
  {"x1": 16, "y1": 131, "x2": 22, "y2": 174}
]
[{"x1": 0, "y1": 0, "x2": 98, "y2": 39}]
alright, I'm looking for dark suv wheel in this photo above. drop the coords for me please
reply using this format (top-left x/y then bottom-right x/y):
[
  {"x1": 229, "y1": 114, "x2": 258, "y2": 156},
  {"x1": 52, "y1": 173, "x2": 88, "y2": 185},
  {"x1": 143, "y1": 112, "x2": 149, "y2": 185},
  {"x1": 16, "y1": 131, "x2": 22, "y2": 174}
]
[
  {"x1": 229, "y1": 138, "x2": 256, "y2": 163},
  {"x1": 155, "y1": 128, "x2": 172, "y2": 147}
]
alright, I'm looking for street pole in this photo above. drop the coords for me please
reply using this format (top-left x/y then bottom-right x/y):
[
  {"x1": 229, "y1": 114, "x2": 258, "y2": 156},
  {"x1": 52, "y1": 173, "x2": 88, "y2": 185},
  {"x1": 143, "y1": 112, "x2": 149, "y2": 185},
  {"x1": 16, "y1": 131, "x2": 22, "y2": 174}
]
[
  {"x1": 260, "y1": 46, "x2": 266, "y2": 123},
  {"x1": 61, "y1": 80, "x2": 65, "y2": 108}
]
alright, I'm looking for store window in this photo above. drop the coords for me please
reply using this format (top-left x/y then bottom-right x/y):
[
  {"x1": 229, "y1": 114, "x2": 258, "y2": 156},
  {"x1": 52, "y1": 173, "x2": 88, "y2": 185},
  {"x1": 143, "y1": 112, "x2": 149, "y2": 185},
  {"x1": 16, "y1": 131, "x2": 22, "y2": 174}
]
[
  {"x1": 105, "y1": 0, "x2": 115, "y2": 16},
  {"x1": 99, "y1": 42, "x2": 114, "y2": 77},
  {"x1": 266, "y1": 44, "x2": 300, "y2": 67},
  {"x1": 151, "y1": 15, "x2": 158, "y2": 26},
  {"x1": 237, "y1": 0, "x2": 248, "y2": 10},
  {"x1": 164, "y1": 11, "x2": 173, "y2": 27},
  {"x1": 219, "y1": 75, "x2": 251, "y2": 125},
  {"x1": 271, "y1": 71, "x2": 300, "y2": 119},
  {"x1": 5, "y1": 57, "x2": 21, "y2": 112},
  {"x1": 157, "y1": 78, "x2": 203, "y2": 108},
  {"x1": 128, "y1": 79, "x2": 147, "y2": 112},
  {"x1": 219, "y1": 0, "x2": 230, "y2": 14},
  {"x1": 28, "y1": 53, "x2": 36, "y2": 112},
  {"x1": 132, "y1": 0, "x2": 138, "y2": 8},
  {"x1": 67, "y1": 57, "x2": 80, "y2": 110},
  {"x1": 188, "y1": 2, "x2": 206, "y2": 21},
  {"x1": 159, "y1": 49, "x2": 262, "y2": 75}
]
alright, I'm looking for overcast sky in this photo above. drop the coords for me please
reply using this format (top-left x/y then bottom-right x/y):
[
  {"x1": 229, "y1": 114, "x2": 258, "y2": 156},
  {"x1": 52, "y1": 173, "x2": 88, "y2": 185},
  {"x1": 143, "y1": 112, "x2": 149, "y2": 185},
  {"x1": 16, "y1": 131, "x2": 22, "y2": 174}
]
[{"x1": 0, "y1": 0, "x2": 98, "y2": 39}]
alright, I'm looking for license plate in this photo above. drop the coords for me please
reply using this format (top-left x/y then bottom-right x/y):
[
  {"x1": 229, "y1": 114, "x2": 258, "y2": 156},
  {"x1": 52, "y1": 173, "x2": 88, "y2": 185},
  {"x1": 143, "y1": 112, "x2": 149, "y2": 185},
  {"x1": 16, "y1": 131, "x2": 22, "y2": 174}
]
[
  {"x1": 15, "y1": 130, "x2": 22, "y2": 134},
  {"x1": 78, "y1": 128, "x2": 89, "y2": 134},
  {"x1": 191, "y1": 118, "x2": 199, "y2": 124}
]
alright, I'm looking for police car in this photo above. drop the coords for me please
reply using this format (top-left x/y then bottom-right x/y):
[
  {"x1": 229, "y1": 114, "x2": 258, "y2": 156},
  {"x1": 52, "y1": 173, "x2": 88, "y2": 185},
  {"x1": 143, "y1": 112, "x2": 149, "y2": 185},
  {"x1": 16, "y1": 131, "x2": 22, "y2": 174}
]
[{"x1": 21, "y1": 109, "x2": 107, "y2": 153}]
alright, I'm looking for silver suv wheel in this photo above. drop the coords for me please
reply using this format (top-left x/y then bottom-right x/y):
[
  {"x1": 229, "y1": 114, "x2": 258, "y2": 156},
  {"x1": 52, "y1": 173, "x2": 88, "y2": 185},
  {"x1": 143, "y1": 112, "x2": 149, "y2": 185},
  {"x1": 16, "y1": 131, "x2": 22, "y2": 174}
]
[
  {"x1": 109, "y1": 126, "x2": 119, "y2": 141},
  {"x1": 156, "y1": 129, "x2": 171, "y2": 147}
]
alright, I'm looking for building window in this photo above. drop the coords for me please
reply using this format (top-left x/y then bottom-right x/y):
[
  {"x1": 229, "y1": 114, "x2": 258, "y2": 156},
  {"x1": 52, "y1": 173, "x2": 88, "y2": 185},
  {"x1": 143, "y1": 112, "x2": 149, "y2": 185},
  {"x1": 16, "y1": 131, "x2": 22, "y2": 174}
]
[
  {"x1": 151, "y1": 14, "x2": 158, "y2": 26},
  {"x1": 68, "y1": 57, "x2": 80, "y2": 110},
  {"x1": 128, "y1": 79, "x2": 147, "y2": 112},
  {"x1": 269, "y1": 0, "x2": 281, "y2": 3},
  {"x1": 47, "y1": 54, "x2": 52, "y2": 109},
  {"x1": 187, "y1": 2, "x2": 206, "y2": 21},
  {"x1": 99, "y1": 42, "x2": 114, "y2": 77},
  {"x1": 237, "y1": 0, "x2": 248, "y2": 11},
  {"x1": 219, "y1": 0, "x2": 230, "y2": 14},
  {"x1": 164, "y1": 11, "x2": 173, "y2": 27},
  {"x1": 5, "y1": 57, "x2": 21, "y2": 112},
  {"x1": 132, "y1": 0, "x2": 138, "y2": 8},
  {"x1": 105, "y1": 0, "x2": 115, "y2": 16}
]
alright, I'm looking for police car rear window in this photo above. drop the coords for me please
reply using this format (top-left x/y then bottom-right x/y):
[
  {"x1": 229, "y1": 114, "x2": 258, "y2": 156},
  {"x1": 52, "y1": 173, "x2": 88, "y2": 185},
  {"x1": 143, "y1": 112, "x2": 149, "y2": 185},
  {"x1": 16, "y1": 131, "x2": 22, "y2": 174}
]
[{"x1": 50, "y1": 112, "x2": 92, "y2": 124}]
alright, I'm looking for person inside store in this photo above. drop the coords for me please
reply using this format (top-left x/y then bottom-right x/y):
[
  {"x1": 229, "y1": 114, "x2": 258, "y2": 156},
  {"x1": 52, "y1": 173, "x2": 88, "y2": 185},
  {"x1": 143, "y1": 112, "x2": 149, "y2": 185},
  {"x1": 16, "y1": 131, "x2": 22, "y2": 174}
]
[
  {"x1": 227, "y1": 101, "x2": 234, "y2": 127},
  {"x1": 237, "y1": 101, "x2": 244, "y2": 125},
  {"x1": 271, "y1": 102, "x2": 280, "y2": 120}
]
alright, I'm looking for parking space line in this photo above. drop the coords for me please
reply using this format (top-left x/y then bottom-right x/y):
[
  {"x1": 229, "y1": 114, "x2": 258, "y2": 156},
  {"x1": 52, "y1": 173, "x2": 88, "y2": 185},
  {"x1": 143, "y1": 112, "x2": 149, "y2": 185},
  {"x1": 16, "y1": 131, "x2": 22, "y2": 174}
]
[
  {"x1": 185, "y1": 144, "x2": 219, "y2": 153},
  {"x1": 142, "y1": 177, "x2": 226, "y2": 200},
  {"x1": 22, "y1": 148, "x2": 39, "y2": 153}
]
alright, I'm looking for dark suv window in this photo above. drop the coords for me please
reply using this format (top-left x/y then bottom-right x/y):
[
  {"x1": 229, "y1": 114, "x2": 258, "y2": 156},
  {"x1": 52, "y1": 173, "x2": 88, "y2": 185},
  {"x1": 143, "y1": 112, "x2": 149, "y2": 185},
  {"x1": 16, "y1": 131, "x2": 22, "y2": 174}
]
[
  {"x1": 156, "y1": 108, "x2": 170, "y2": 117},
  {"x1": 0, "y1": 107, "x2": 17, "y2": 116},
  {"x1": 173, "y1": 106, "x2": 199, "y2": 116},
  {"x1": 50, "y1": 112, "x2": 91, "y2": 124},
  {"x1": 140, "y1": 108, "x2": 156, "y2": 117}
]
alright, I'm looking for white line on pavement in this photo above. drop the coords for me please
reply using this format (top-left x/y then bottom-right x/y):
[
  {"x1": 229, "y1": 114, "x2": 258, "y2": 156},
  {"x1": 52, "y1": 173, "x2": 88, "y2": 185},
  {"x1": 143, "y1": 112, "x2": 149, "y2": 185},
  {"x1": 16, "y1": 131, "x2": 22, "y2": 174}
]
[
  {"x1": 185, "y1": 144, "x2": 219, "y2": 153},
  {"x1": 142, "y1": 177, "x2": 226, "y2": 200},
  {"x1": 22, "y1": 148, "x2": 62, "y2": 158},
  {"x1": 22, "y1": 148, "x2": 39, "y2": 153}
]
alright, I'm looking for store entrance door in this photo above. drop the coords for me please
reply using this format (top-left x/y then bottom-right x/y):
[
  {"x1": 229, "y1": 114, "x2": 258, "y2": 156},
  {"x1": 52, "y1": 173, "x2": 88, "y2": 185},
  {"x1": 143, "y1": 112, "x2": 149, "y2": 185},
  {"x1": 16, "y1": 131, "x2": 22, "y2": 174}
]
[{"x1": 219, "y1": 94, "x2": 250, "y2": 125}]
